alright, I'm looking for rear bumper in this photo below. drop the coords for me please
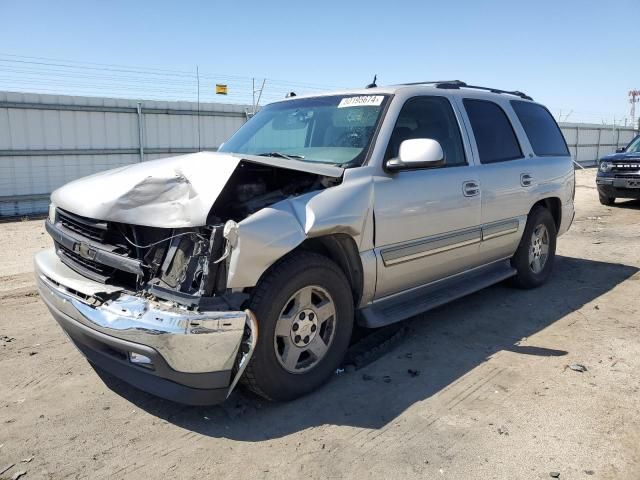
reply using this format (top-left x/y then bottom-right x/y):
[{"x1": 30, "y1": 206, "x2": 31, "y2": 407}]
[{"x1": 35, "y1": 249, "x2": 251, "y2": 405}]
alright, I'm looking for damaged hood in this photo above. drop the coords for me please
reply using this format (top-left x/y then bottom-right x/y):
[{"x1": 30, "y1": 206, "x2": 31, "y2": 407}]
[{"x1": 51, "y1": 151, "x2": 343, "y2": 228}]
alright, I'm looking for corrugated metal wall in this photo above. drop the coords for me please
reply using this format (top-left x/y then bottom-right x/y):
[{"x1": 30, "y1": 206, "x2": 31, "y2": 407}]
[
  {"x1": 559, "y1": 122, "x2": 637, "y2": 166},
  {"x1": 0, "y1": 91, "x2": 250, "y2": 216},
  {"x1": 1, "y1": 91, "x2": 638, "y2": 217}
]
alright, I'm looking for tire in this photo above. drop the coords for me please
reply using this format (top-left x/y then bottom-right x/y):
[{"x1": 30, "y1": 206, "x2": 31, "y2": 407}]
[
  {"x1": 510, "y1": 206, "x2": 557, "y2": 289},
  {"x1": 599, "y1": 193, "x2": 615, "y2": 206},
  {"x1": 242, "y1": 251, "x2": 354, "y2": 401}
]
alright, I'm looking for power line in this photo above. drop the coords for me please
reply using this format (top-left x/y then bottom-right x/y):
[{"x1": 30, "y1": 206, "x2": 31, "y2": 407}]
[{"x1": 0, "y1": 54, "x2": 344, "y2": 97}]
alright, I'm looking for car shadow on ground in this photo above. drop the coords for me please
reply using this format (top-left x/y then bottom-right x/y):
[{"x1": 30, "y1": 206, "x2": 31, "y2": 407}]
[
  {"x1": 95, "y1": 255, "x2": 637, "y2": 441},
  {"x1": 612, "y1": 199, "x2": 640, "y2": 209}
]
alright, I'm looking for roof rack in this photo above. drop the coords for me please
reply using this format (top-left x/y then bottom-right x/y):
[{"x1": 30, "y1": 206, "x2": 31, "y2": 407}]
[{"x1": 399, "y1": 80, "x2": 533, "y2": 101}]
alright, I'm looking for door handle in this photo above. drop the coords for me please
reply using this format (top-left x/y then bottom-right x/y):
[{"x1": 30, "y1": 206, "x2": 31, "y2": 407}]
[
  {"x1": 520, "y1": 173, "x2": 533, "y2": 187},
  {"x1": 462, "y1": 180, "x2": 480, "y2": 197}
]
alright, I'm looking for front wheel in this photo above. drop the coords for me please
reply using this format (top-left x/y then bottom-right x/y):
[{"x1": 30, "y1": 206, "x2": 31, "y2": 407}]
[
  {"x1": 242, "y1": 252, "x2": 354, "y2": 401},
  {"x1": 599, "y1": 192, "x2": 615, "y2": 206},
  {"x1": 510, "y1": 206, "x2": 557, "y2": 289}
]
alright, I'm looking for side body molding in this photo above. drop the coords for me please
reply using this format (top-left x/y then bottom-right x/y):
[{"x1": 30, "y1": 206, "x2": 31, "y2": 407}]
[{"x1": 379, "y1": 217, "x2": 525, "y2": 268}]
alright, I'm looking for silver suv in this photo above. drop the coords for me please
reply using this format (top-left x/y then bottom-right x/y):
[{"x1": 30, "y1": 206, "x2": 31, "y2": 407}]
[{"x1": 36, "y1": 81, "x2": 575, "y2": 405}]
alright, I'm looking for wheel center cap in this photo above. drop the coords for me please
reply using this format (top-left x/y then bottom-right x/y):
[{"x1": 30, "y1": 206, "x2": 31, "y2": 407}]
[{"x1": 291, "y1": 309, "x2": 318, "y2": 347}]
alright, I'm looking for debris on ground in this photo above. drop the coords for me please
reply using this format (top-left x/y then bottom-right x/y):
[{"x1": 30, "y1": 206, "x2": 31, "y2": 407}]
[
  {"x1": 343, "y1": 325, "x2": 408, "y2": 369},
  {"x1": 21, "y1": 456, "x2": 34, "y2": 463},
  {"x1": 335, "y1": 368, "x2": 345, "y2": 375},
  {"x1": 497, "y1": 426, "x2": 509, "y2": 436},
  {"x1": 407, "y1": 369, "x2": 420, "y2": 377},
  {"x1": 382, "y1": 375, "x2": 392, "y2": 383},
  {"x1": 568, "y1": 364, "x2": 588, "y2": 373},
  {"x1": 362, "y1": 373, "x2": 373, "y2": 381},
  {"x1": 11, "y1": 470, "x2": 27, "y2": 480},
  {"x1": 549, "y1": 472, "x2": 560, "y2": 478},
  {"x1": 584, "y1": 470, "x2": 595, "y2": 476}
]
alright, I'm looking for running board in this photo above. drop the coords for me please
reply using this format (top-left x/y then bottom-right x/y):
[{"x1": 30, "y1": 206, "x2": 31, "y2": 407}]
[{"x1": 359, "y1": 260, "x2": 516, "y2": 328}]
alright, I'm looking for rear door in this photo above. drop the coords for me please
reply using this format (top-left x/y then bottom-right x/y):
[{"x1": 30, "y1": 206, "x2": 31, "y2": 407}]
[{"x1": 456, "y1": 98, "x2": 533, "y2": 263}]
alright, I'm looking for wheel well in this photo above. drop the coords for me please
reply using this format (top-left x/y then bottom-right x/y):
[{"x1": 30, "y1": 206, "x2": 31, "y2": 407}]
[
  {"x1": 533, "y1": 197, "x2": 561, "y2": 230},
  {"x1": 295, "y1": 235, "x2": 364, "y2": 306}
]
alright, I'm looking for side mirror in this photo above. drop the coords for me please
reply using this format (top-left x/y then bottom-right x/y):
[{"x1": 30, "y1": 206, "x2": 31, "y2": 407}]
[
  {"x1": 616, "y1": 147, "x2": 626, "y2": 153},
  {"x1": 386, "y1": 138, "x2": 445, "y2": 171}
]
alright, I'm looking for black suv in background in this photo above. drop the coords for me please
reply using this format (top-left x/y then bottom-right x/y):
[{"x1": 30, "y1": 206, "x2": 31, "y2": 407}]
[{"x1": 596, "y1": 135, "x2": 640, "y2": 205}]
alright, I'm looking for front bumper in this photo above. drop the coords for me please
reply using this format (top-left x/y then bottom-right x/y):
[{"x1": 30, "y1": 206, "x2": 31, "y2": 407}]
[
  {"x1": 596, "y1": 174, "x2": 640, "y2": 199},
  {"x1": 35, "y1": 249, "x2": 252, "y2": 405}
]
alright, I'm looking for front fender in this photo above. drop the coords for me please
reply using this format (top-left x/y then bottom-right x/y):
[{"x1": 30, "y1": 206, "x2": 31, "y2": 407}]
[{"x1": 225, "y1": 169, "x2": 376, "y2": 289}]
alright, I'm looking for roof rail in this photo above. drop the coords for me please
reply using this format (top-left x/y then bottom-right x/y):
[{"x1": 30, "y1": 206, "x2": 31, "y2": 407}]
[
  {"x1": 399, "y1": 80, "x2": 533, "y2": 101},
  {"x1": 399, "y1": 80, "x2": 465, "y2": 86}
]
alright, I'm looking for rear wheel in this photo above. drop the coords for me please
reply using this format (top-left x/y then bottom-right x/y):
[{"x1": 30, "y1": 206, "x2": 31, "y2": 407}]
[
  {"x1": 599, "y1": 192, "x2": 615, "y2": 206},
  {"x1": 510, "y1": 206, "x2": 557, "y2": 289},
  {"x1": 242, "y1": 252, "x2": 354, "y2": 401}
]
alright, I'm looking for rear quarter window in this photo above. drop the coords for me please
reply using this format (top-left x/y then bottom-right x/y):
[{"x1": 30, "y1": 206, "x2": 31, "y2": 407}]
[
  {"x1": 463, "y1": 99, "x2": 523, "y2": 164},
  {"x1": 511, "y1": 101, "x2": 570, "y2": 157}
]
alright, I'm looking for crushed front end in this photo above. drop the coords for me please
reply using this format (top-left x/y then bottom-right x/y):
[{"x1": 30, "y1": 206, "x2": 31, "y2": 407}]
[{"x1": 35, "y1": 206, "x2": 257, "y2": 405}]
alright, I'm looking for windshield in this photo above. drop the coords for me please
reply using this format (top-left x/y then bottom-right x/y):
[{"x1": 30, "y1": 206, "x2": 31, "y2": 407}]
[
  {"x1": 219, "y1": 94, "x2": 390, "y2": 166},
  {"x1": 625, "y1": 135, "x2": 640, "y2": 154}
]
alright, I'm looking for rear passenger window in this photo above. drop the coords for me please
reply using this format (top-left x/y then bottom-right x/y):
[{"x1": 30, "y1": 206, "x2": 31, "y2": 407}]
[
  {"x1": 463, "y1": 99, "x2": 523, "y2": 163},
  {"x1": 511, "y1": 101, "x2": 569, "y2": 156}
]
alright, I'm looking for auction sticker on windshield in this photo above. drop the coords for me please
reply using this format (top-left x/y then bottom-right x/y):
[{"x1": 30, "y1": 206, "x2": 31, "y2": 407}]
[{"x1": 337, "y1": 96, "x2": 384, "y2": 108}]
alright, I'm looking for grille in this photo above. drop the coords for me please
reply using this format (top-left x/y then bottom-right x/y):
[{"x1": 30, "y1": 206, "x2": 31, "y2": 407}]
[
  {"x1": 58, "y1": 209, "x2": 108, "y2": 242},
  {"x1": 57, "y1": 242, "x2": 115, "y2": 278},
  {"x1": 614, "y1": 174, "x2": 640, "y2": 179}
]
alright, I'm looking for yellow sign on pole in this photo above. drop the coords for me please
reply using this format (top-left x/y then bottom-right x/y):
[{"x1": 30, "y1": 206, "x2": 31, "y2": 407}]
[{"x1": 216, "y1": 84, "x2": 228, "y2": 95}]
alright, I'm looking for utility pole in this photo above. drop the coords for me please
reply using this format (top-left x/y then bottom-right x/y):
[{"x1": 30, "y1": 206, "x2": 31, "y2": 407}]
[
  {"x1": 250, "y1": 78, "x2": 266, "y2": 116},
  {"x1": 629, "y1": 89, "x2": 640, "y2": 130},
  {"x1": 196, "y1": 66, "x2": 201, "y2": 151}
]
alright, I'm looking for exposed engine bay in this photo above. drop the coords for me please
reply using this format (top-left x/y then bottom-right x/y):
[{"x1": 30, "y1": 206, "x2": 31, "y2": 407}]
[
  {"x1": 48, "y1": 159, "x2": 341, "y2": 311},
  {"x1": 209, "y1": 161, "x2": 338, "y2": 222}
]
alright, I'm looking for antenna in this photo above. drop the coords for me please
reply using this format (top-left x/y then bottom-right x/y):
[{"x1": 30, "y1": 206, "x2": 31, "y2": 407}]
[{"x1": 366, "y1": 74, "x2": 377, "y2": 89}]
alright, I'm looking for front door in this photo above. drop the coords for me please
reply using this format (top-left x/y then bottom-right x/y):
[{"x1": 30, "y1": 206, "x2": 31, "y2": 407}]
[{"x1": 373, "y1": 95, "x2": 482, "y2": 299}]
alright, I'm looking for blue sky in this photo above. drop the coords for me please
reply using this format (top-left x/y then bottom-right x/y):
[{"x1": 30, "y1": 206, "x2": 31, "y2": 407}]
[{"x1": 0, "y1": 0, "x2": 637, "y2": 124}]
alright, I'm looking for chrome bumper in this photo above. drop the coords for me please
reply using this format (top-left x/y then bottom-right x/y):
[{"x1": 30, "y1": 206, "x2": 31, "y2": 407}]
[{"x1": 35, "y1": 249, "x2": 254, "y2": 404}]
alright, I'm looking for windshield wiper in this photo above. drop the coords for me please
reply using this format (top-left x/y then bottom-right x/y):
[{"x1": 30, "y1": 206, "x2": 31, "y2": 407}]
[{"x1": 257, "y1": 152, "x2": 305, "y2": 160}]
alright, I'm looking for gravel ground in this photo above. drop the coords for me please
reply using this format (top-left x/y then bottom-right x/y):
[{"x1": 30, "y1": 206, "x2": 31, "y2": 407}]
[{"x1": 1, "y1": 168, "x2": 639, "y2": 479}]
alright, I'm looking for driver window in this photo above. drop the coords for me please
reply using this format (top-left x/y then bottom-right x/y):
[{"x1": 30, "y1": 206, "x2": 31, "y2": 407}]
[{"x1": 385, "y1": 96, "x2": 466, "y2": 166}]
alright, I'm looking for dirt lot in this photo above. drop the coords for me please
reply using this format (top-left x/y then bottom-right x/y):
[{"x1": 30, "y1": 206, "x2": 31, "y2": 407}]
[{"x1": 1, "y1": 168, "x2": 639, "y2": 479}]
